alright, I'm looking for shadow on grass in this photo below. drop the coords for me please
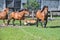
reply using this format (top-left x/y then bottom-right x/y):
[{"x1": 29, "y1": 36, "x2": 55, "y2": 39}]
[{"x1": 47, "y1": 26, "x2": 60, "y2": 28}]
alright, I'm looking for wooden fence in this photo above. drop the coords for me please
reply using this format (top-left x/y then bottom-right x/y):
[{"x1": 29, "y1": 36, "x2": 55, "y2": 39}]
[{"x1": 48, "y1": 11, "x2": 60, "y2": 20}]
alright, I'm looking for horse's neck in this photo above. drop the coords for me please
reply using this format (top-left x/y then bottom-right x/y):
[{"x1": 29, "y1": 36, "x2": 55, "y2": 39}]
[
  {"x1": 41, "y1": 11, "x2": 45, "y2": 14},
  {"x1": 19, "y1": 11, "x2": 25, "y2": 15},
  {"x1": 41, "y1": 10, "x2": 47, "y2": 14},
  {"x1": 19, "y1": 12, "x2": 25, "y2": 16}
]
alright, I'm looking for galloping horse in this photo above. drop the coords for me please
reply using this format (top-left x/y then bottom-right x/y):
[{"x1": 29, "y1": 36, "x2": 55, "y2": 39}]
[
  {"x1": 7, "y1": 9, "x2": 29, "y2": 26},
  {"x1": 0, "y1": 8, "x2": 9, "y2": 25},
  {"x1": 36, "y1": 6, "x2": 48, "y2": 28}
]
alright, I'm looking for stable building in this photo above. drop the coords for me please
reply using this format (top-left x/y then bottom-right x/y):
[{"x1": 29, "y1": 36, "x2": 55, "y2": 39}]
[
  {"x1": 0, "y1": 0, "x2": 27, "y2": 11},
  {"x1": 0, "y1": 0, "x2": 60, "y2": 11}
]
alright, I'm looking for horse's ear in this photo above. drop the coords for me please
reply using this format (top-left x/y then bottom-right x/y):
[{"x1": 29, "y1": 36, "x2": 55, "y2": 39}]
[{"x1": 44, "y1": 6, "x2": 48, "y2": 8}]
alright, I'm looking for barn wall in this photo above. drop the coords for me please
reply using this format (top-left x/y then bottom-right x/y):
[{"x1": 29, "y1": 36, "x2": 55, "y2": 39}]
[
  {"x1": 41, "y1": 0, "x2": 60, "y2": 11},
  {"x1": 21, "y1": 0, "x2": 27, "y2": 9},
  {"x1": 0, "y1": 0, "x2": 5, "y2": 11},
  {"x1": 1, "y1": 0, "x2": 60, "y2": 11}
]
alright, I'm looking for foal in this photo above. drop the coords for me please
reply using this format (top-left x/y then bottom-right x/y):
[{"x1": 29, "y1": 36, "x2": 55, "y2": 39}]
[{"x1": 7, "y1": 9, "x2": 29, "y2": 26}]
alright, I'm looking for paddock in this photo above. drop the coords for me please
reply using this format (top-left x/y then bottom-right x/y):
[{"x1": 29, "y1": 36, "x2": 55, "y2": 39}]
[
  {"x1": 0, "y1": 19, "x2": 60, "y2": 40},
  {"x1": 0, "y1": 0, "x2": 60, "y2": 40}
]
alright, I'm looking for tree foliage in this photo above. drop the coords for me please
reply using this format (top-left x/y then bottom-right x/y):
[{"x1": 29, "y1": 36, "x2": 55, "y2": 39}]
[{"x1": 23, "y1": 0, "x2": 40, "y2": 10}]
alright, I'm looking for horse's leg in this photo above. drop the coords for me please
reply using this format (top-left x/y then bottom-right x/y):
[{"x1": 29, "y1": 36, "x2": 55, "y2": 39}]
[
  {"x1": 41, "y1": 20, "x2": 47, "y2": 28},
  {"x1": 44, "y1": 19, "x2": 48, "y2": 28},
  {"x1": 36, "y1": 18, "x2": 38, "y2": 27},
  {"x1": 41, "y1": 21, "x2": 44, "y2": 28},
  {"x1": 13, "y1": 19, "x2": 15, "y2": 26},
  {"x1": 19, "y1": 20, "x2": 21, "y2": 26},
  {"x1": 7, "y1": 18, "x2": 11, "y2": 25},
  {"x1": 40, "y1": 21, "x2": 42, "y2": 27},
  {"x1": 3, "y1": 19, "x2": 6, "y2": 26},
  {"x1": 40, "y1": 19, "x2": 45, "y2": 28},
  {"x1": 44, "y1": 15, "x2": 48, "y2": 28}
]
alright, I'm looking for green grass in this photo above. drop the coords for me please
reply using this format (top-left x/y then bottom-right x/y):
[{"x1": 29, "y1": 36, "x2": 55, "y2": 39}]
[{"x1": 0, "y1": 19, "x2": 60, "y2": 40}]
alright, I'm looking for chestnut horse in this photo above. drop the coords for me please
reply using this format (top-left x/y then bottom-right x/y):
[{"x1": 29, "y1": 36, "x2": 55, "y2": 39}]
[
  {"x1": 36, "y1": 6, "x2": 48, "y2": 28},
  {"x1": 24, "y1": 19, "x2": 36, "y2": 25},
  {"x1": 0, "y1": 8, "x2": 9, "y2": 25},
  {"x1": 7, "y1": 9, "x2": 29, "y2": 26}
]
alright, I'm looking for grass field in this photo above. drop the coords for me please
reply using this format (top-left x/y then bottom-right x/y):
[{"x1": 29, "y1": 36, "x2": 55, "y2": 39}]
[{"x1": 0, "y1": 19, "x2": 60, "y2": 40}]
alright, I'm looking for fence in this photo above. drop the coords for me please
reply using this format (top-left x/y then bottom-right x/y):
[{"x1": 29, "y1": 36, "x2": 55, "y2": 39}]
[{"x1": 48, "y1": 11, "x2": 60, "y2": 20}]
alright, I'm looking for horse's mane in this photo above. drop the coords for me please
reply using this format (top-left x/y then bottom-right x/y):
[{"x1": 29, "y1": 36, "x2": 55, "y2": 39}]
[
  {"x1": 18, "y1": 9, "x2": 23, "y2": 12},
  {"x1": 18, "y1": 9, "x2": 28, "y2": 12},
  {"x1": 41, "y1": 6, "x2": 48, "y2": 12}
]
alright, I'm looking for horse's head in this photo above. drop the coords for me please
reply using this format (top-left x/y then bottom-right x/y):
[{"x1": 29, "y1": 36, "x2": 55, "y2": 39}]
[
  {"x1": 43, "y1": 6, "x2": 48, "y2": 14},
  {"x1": 23, "y1": 9, "x2": 29, "y2": 15},
  {"x1": 4, "y1": 8, "x2": 9, "y2": 14}
]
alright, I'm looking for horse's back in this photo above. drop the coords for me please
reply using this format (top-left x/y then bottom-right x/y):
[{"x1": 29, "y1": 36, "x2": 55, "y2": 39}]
[
  {"x1": 10, "y1": 12, "x2": 21, "y2": 19},
  {"x1": 10, "y1": 12, "x2": 15, "y2": 18}
]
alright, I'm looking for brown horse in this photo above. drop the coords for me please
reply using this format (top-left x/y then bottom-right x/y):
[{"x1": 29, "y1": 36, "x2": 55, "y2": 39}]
[
  {"x1": 7, "y1": 9, "x2": 29, "y2": 26},
  {"x1": 0, "y1": 8, "x2": 9, "y2": 25},
  {"x1": 24, "y1": 19, "x2": 36, "y2": 25},
  {"x1": 36, "y1": 6, "x2": 48, "y2": 28}
]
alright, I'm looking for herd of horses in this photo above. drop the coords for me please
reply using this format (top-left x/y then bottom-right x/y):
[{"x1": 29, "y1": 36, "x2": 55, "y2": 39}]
[{"x1": 0, "y1": 6, "x2": 48, "y2": 28}]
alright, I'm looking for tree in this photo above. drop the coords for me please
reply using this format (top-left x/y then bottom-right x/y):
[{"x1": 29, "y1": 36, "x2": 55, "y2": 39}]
[
  {"x1": 23, "y1": 0, "x2": 40, "y2": 19},
  {"x1": 23, "y1": 0, "x2": 39, "y2": 10}
]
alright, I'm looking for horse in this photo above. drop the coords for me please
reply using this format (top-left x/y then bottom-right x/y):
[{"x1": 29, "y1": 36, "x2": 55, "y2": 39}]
[
  {"x1": 7, "y1": 9, "x2": 29, "y2": 26},
  {"x1": 36, "y1": 6, "x2": 48, "y2": 28},
  {"x1": 24, "y1": 19, "x2": 36, "y2": 25},
  {"x1": 0, "y1": 8, "x2": 9, "y2": 25}
]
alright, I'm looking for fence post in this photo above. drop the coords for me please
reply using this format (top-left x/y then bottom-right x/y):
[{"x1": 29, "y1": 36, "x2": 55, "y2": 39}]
[
  {"x1": 32, "y1": 10, "x2": 34, "y2": 19},
  {"x1": 50, "y1": 11, "x2": 53, "y2": 20}
]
